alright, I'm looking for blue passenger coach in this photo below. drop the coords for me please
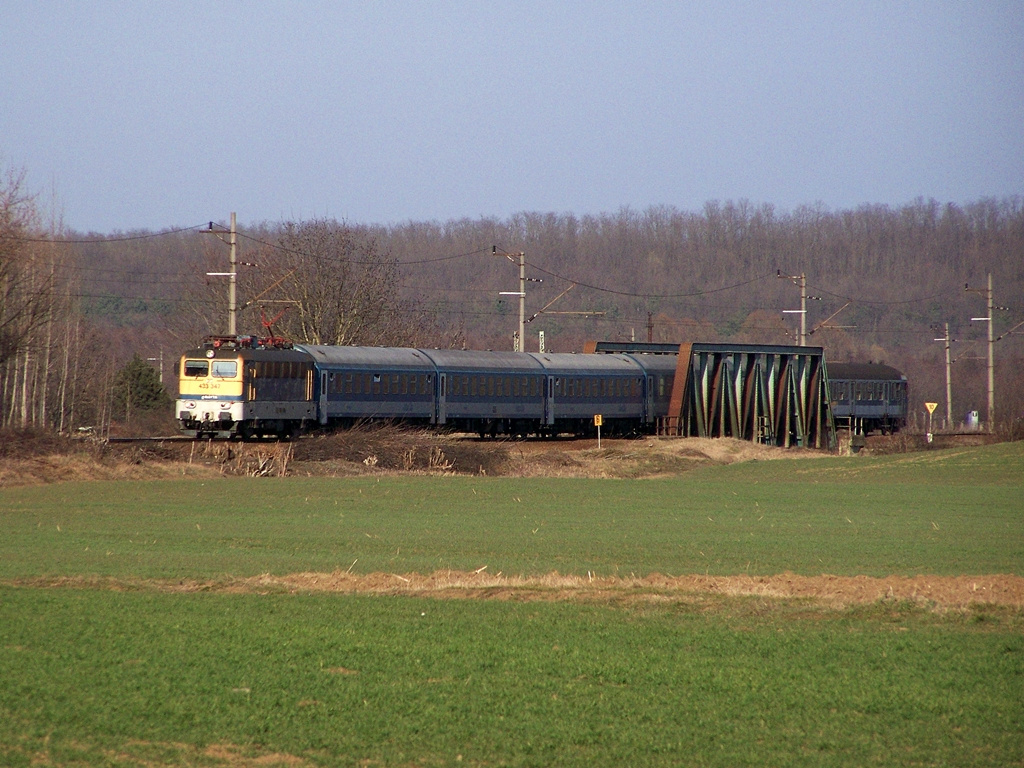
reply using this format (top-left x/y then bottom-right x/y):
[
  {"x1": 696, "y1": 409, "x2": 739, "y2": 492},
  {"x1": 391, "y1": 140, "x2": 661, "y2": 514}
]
[{"x1": 827, "y1": 362, "x2": 908, "y2": 434}]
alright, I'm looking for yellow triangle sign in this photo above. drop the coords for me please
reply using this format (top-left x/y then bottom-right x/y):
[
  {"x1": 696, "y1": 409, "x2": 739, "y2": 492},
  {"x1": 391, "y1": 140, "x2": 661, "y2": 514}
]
[{"x1": 925, "y1": 402, "x2": 938, "y2": 414}]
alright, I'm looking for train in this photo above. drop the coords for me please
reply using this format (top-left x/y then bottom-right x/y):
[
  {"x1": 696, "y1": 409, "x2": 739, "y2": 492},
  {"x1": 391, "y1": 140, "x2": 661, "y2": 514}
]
[
  {"x1": 826, "y1": 362, "x2": 909, "y2": 435},
  {"x1": 176, "y1": 335, "x2": 909, "y2": 440},
  {"x1": 176, "y1": 335, "x2": 678, "y2": 439}
]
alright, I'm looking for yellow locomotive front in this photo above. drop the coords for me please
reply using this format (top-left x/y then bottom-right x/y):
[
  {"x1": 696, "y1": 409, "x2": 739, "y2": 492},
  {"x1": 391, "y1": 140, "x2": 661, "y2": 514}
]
[
  {"x1": 177, "y1": 343, "x2": 247, "y2": 438},
  {"x1": 177, "y1": 336, "x2": 316, "y2": 439}
]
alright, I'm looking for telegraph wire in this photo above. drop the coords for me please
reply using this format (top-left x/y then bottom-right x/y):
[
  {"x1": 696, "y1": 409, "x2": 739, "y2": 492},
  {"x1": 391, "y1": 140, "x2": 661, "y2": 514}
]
[
  {"x1": 234, "y1": 230, "x2": 491, "y2": 266},
  {"x1": 522, "y1": 262, "x2": 774, "y2": 299},
  {"x1": 1, "y1": 223, "x2": 210, "y2": 244},
  {"x1": 803, "y1": 282, "x2": 950, "y2": 306}
]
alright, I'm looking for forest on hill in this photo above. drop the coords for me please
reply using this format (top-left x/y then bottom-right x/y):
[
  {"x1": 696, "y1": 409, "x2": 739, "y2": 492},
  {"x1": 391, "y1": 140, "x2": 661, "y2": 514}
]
[{"x1": 2, "y1": 164, "x2": 1022, "y2": 436}]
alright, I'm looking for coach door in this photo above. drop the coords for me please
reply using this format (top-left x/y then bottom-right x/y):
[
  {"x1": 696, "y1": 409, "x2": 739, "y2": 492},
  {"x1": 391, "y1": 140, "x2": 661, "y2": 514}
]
[
  {"x1": 544, "y1": 376, "x2": 555, "y2": 426},
  {"x1": 319, "y1": 371, "x2": 328, "y2": 425},
  {"x1": 435, "y1": 373, "x2": 446, "y2": 425}
]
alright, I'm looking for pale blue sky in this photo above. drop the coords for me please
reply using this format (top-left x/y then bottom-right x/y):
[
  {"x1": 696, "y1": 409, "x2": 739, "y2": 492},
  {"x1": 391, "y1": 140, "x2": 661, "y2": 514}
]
[{"x1": 2, "y1": 1, "x2": 1022, "y2": 233}]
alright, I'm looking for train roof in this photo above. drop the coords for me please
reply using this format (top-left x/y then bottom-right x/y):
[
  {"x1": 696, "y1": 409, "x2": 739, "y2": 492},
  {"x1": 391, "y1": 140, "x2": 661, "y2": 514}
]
[
  {"x1": 418, "y1": 349, "x2": 546, "y2": 373},
  {"x1": 827, "y1": 362, "x2": 906, "y2": 381},
  {"x1": 622, "y1": 353, "x2": 681, "y2": 375},
  {"x1": 529, "y1": 352, "x2": 645, "y2": 375},
  {"x1": 182, "y1": 345, "x2": 311, "y2": 362},
  {"x1": 296, "y1": 345, "x2": 437, "y2": 370}
]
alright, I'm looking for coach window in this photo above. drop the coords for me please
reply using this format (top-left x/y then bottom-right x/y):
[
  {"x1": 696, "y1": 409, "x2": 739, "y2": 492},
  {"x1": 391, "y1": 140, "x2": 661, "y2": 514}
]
[{"x1": 184, "y1": 360, "x2": 209, "y2": 378}]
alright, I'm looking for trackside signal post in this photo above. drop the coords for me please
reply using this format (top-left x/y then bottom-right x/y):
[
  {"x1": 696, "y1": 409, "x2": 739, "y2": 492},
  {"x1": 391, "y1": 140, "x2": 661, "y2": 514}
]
[
  {"x1": 925, "y1": 401, "x2": 937, "y2": 442},
  {"x1": 594, "y1": 414, "x2": 603, "y2": 448}
]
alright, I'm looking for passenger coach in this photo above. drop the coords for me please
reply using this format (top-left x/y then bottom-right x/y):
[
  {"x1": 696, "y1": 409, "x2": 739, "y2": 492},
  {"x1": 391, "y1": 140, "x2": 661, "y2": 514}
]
[{"x1": 827, "y1": 362, "x2": 908, "y2": 435}]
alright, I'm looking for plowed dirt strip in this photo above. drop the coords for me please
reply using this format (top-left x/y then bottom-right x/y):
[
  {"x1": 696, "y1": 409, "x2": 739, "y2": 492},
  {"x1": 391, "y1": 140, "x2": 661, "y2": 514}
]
[{"x1": 10, "y1": 571, "x2": 1024, "y2": 609}]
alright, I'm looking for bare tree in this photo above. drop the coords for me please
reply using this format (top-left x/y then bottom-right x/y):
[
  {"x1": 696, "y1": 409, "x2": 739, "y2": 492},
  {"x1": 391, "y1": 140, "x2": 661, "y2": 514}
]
[
  {"x1": 246, "y1": 219, "x2": 412, "y2": 346},
  {"x1": 0, "y1": 166, "x2": 55, "y2": 369}
]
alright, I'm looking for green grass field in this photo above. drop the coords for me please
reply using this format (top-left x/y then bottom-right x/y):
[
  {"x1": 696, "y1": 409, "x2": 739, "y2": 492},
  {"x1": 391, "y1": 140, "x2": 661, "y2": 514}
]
[{"x1": 1, "y1": 442, "x2": 1022, "y2": 766}]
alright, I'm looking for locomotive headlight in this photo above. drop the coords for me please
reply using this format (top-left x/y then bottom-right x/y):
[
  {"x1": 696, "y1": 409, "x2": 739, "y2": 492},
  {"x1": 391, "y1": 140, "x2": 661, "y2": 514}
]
[{"x1": 185, "y1": 401, "x2": 196, "y2": 409}]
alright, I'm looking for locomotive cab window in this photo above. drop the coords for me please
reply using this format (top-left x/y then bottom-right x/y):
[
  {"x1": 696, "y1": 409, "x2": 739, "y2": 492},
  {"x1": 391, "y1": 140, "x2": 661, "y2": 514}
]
[
  {"x1": 211, "y1": 361, "x2": 237, "y2": 378},
  {"x1": 183, "y1": 360, "x2": 209, "y2": 377}
]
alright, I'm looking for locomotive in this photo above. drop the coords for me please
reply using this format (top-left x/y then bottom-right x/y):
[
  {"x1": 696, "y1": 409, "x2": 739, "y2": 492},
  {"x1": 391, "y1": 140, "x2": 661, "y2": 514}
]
[{"x1": 176, "y1": 335, "x2": 677, "y2": 439}]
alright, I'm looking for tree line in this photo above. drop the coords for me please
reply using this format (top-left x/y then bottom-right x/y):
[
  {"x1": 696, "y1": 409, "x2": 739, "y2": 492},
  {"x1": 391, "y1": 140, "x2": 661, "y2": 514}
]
[{"x1": 1, "y1": 161, "x2": 1021, "y2": 435}]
